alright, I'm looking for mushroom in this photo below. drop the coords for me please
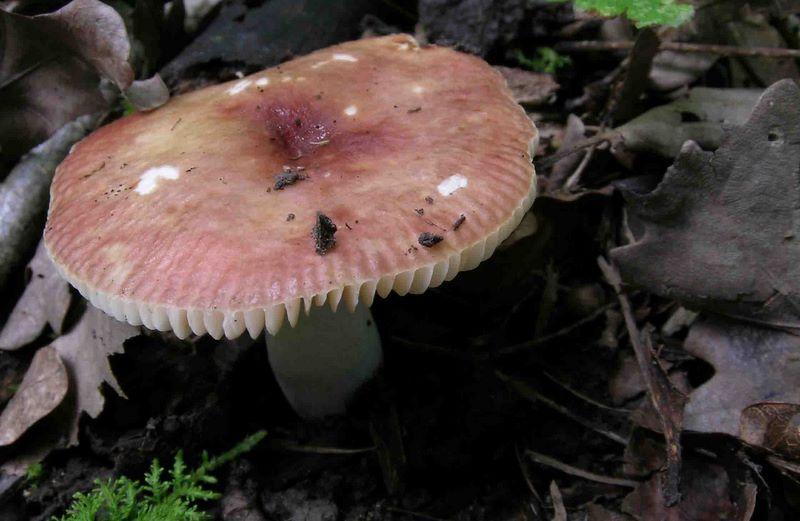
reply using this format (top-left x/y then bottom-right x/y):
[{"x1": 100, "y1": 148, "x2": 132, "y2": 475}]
[{"x1": 44, "y1": 35, "x2": 538, "y2": 418}]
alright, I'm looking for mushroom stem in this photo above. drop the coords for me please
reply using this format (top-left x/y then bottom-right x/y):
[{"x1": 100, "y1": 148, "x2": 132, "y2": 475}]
[{"x1": 266, "y1": 303, "x2": 382, "y2": 418}]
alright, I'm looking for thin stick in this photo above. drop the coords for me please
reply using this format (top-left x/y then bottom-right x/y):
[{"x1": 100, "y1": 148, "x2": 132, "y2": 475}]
[
  {"x1": 497, "y1": 371, "x2": 628, "y2": 446},
  {"x1": 564, "y1": 143, "x2": 597, "y2": 191},
  {"x1": 492, "y1": 303, "x2": 613, "y2": 358},
  {"x1": 541, "y1": 370, "x2": 632, "y2": 414},
  {"x1": 556, "y1": 40, "x2": 800, "y2": 59},
  {"x1": 385, "y1": 507, "x2": 452, "y2": 521},
  {"x1": 549, "y1": 481, "x2": 568, "y2": 521},
  {"x1": 525, "y1": 450, "x2": 639, "y2": 488},
  {"x1": 598, "y1": 257, "x2": 685, "y2": 506},
  {"x1": 268, "y1": 440, "x2": 374, "y2": 454}
]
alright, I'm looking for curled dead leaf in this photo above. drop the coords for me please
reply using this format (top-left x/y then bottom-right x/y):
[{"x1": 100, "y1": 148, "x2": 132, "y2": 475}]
[
  {"x1": 740, "y1": 402, "x2": 800, "y2": 459},
  {"x1": 0, "y1": 346, "x2": 67, "y2": 446},
  {"x1": 0, "y1": 240, "x2": 71, "y2": 351}
]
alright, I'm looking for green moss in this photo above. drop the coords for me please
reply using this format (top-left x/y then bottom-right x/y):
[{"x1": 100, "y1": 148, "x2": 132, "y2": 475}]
[
  {"x1": 514, "y1": 47, "x2": 572, "y2": 74},
  {"x1": 53, "y1": 431, "x2": 266, "y2": 521},
  {"x1": 26, "y1": 463, "x2": 44, "y2": 487}
]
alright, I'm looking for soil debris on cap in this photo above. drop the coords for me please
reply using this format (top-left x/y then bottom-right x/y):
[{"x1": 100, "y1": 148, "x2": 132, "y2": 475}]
[
  {"x1": 425, "y1": 196, "x2": 435, "y2": 204},
  {"x1": 274, "y1": 167, "x2": 307, "y2": 190},
  {"x1": 418, "y1": 232, "x2": 443, "y2": 247},
  {"x1": 313, "y1": 212, "x2": 337, "y2": 255},
  {"x1": 415, "y1": 208, "x2": 424, "y2": 215},
  {"x1": 453, "y1": 214, "x2": 466, "y2": 231},
  {"x1": 286, "y1": 213, "x2": 295, "y2": 221}
]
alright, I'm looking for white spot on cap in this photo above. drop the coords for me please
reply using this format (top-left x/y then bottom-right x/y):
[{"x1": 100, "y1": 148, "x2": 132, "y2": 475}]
[
  {"x1": 281, "y1": 76, "x2": 293, "y2": 83},
  {"x1": 412, "y1": 85, "x2": 425, "y2": 94},
  {"x1": 226, "y1": 79, "x2": 252, "y2": 95},
  {"x1": 256, "y1": 77, "x2": 270, "y2": 86},
  {"x1": 397, "y1": 43, "x2": 410, "y2": 51},
  {"x1": 135, "y1": 165, "x2": 180, "y2": 195},
  {"x1": 333, "y1": 53, "x2": 357, "y2": 62},
  {"x1": 344, "y1": 105, "x2": 358, "y2": 116},
  {"x1": 311, "y1": 60, "x2": 330, "y2": 69},
  {"x1": 438, "y1": 174, "x2": 468, "y2": 197},
  {"x1": 296, "y1": 76, "x2": 307, "y2": 82}
]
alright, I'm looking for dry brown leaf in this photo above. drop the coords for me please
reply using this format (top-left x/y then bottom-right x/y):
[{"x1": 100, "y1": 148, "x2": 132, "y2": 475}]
[
  {"x1": 587, "y1": 504, "x2": 635, "y2": 521},
  {"x1": 622, "y1": 462, "x2": 734, "y2": 521},
  {"x1": 0, "y1": 240, "x2": 71, "y2": 351},
  {"x1": 52, "y1": 306, "x2": 139, "y2": 445},
  {"x1": 612, "y1": 80, "x2": 800, "y2": 327},
  {"x1": 740, "y1": 403, "x2": 800, "y2": 458},
  {"x1": 495, "y1": 66, "x2": 558, "y2": 106},
  {"x1": 0, "y1": 0, "x2": 134, "y2": 161},
  {"x1": 682, "y1": 317, "x2": 800, "y2": 447},
  {"x1": 0, "y1": 346, "x2": 67, "y2": 446}
]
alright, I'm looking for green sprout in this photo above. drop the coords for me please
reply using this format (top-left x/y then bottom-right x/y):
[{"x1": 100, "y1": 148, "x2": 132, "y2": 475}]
[
  {"x1": 26, "y1": 463, "x2": 45, "y2": 488},
  {"x1": 514, "y1": 48, "x2": 572, "y2": 74}
]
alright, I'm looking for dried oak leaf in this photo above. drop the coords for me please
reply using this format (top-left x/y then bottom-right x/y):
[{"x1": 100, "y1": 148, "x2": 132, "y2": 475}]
[
  {"x1": 0, "y1": 0, "x2": 134, "y2": 160},
  {"x1": 622, "y1": 460, "x2": 735, "y2": 521},
  {"x1": 611, "y1": 80, "x2": 800, "y2": 328},
  {"x1": 0, "y1": 241, "x2": 71, "y2": 351},
  {"x1": 740, "y1": 403, "x2": 800, "y2": 459},
  {"x1": 494, "y1": 66, "x2": 558, "y2": 106},
  {"x1": 52, "y1": 306, "x2": 139, "y2": 445},
  {"x1": 615, "y1": 86, "x2": 761, "y2": 158},
  {"x1": 0, "y1": 346, "x2": 67, "y2": 446},
  {"x1": 682, "y1": 317, "x2": 800, "y2": 445}
]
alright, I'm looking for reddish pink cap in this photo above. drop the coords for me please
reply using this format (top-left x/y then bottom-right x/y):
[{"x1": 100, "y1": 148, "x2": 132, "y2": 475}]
[{"x1": 45, "y1": 35, "x2": 537, "y2": 339}]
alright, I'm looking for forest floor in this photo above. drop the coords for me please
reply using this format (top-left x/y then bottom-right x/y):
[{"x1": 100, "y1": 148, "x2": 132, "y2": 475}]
[{"x1": 2, "y1": 0, "x2": 800, "y2": 520}]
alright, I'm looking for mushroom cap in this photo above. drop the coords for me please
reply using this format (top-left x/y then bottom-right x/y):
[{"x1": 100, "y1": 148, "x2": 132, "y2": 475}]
[{"x1": 45, "y1": 34, "x2": 538, "y2": 339}]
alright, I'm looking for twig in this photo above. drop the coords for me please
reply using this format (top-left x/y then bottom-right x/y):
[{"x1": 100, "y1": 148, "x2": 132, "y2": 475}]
[
  {"x1": 556, "y1": 40, "x2": 800, "y2": 59},
  {"x1": 267, "y1": 440, "x2": 374, "y2": 454},
  {"x1": 516, "y1": 445, "x2": 546, "y2": 517},
  {"x1": 492, "y1": 303, "x2": 614, "y2": 358},
  {"x1": 549, "y1": 481, "x2": 568, "y2": 521},
  {"x1": 525, "y1": 450, "x2": 639, "y2": 488},
  {"x1": 563, "y1": 144, "x2": 597, "y2": 191},
  {"x1": 385, "y1": 507, "x2": 451, "y2": 521},
  {"x1": 541, "y1": 371, "x2": 632, "y2": 414},
  {"x1": 598, "y1": 257, "x2": 685, "y2": 506},
  {"x1": 535, "y1": 131, "x2": 619, "y2": 170},
  {"x1": 497, "y1": 371, "x2": 628, "y2": 446}
]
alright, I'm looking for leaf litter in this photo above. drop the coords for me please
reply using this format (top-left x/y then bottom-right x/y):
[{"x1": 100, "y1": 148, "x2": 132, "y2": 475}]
[
  {"x1": 0, "y1": 306, "x2": 138, "y2": 485},
  {"x1": 0, "y1": 0, "x2": 168, "y2": 165},
  {"x1": 611, "y1": 80, "x2": 800, "y2": 329},
  {"x1": 4, "y1": 1, "x2": 800, "y2": 520},
  {"x1": 0, "y1": 241, "x2": 70, "y2": 351}
]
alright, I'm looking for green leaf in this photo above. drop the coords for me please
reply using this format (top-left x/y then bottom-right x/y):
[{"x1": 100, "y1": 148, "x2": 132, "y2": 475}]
[{"x1": 559, "y1": 0, "x2": 693, "y2": 27}]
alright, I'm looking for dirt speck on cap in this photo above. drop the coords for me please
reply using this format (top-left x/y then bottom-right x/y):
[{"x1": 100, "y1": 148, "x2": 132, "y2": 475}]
[
  {"x1": 453, "y1": 214, "x2": 466, "y2": 231},
  {"x1": 274, "y1": 167, "x2": 307, "y2": 190},
  {"x1": 425, "y1": 196, "x2": 434, "y2": 204},
  {"x1": 313, "y1": 212, "x2": 337, "y2": 255},
  {"x1": 286, "y1": 213, "x2": 295, "y2": 222},
  {"x1": 418, "y1": 232, "x2": 443, "y2": 247}
]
